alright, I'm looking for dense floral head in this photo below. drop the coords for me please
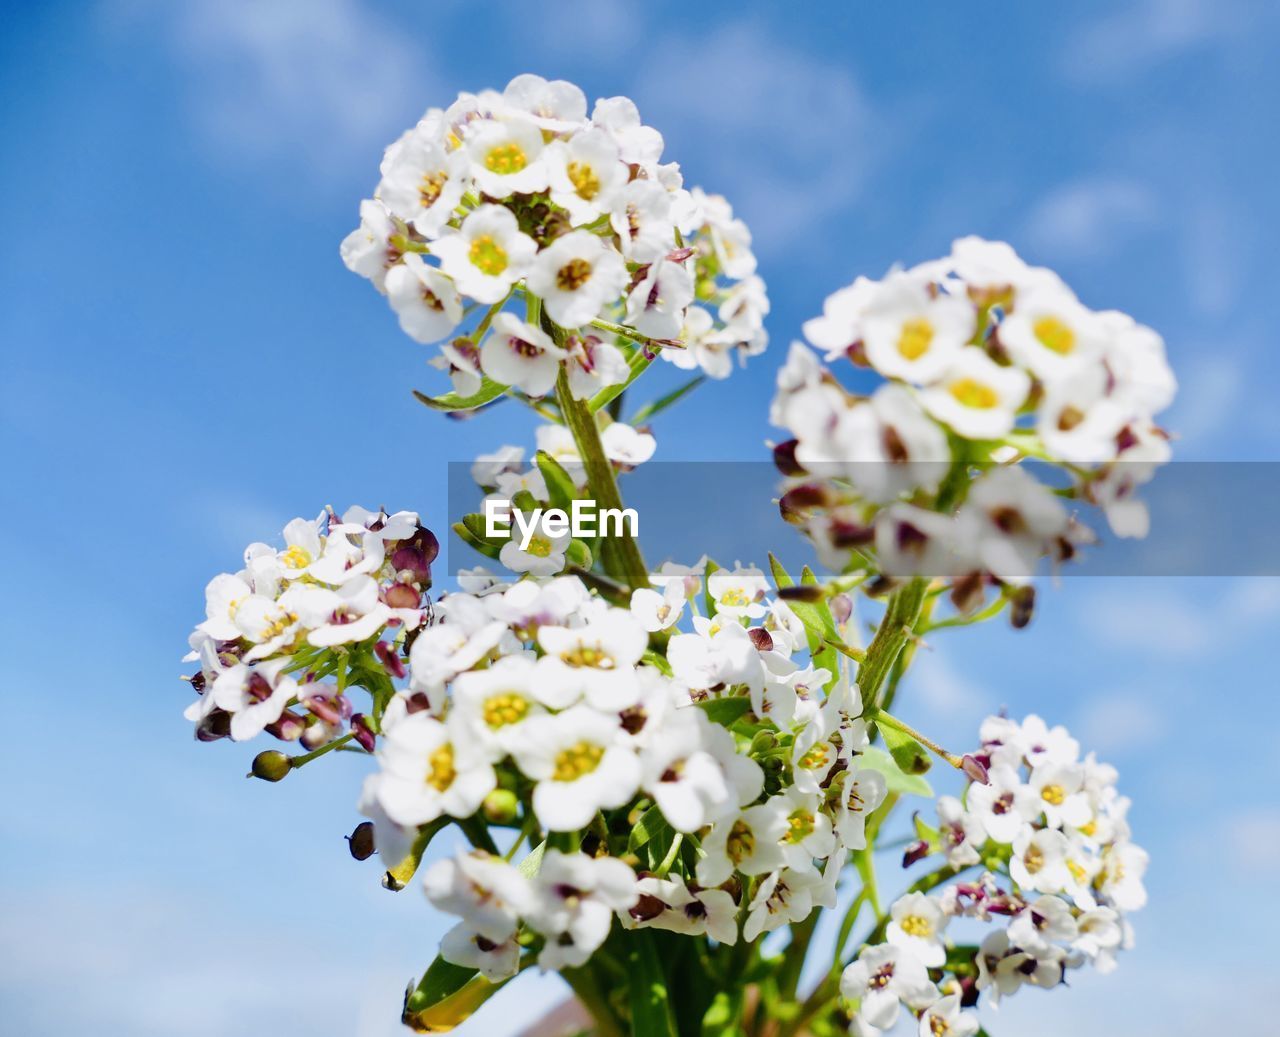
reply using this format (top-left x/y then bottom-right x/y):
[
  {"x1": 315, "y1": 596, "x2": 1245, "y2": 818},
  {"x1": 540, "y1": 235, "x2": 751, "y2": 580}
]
[
  {"x1": 772, "y1": 237, "x2": 1177, "y2": 617},
  {"x1": 341, "y1": 73, "x2": 769, "y2": 398}
]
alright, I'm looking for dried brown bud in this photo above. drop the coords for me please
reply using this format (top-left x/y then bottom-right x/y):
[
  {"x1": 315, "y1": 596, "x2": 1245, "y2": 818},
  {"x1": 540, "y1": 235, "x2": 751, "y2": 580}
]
[{"x1": 346, "y1": 821, "x2": 376, "y2": 861}]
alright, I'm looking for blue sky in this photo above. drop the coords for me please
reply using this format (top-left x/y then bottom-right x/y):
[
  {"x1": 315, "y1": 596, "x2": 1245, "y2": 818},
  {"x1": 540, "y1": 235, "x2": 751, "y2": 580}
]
[{"x1": 2, "y1": 1, "x2": 1278, "y2": 1034}]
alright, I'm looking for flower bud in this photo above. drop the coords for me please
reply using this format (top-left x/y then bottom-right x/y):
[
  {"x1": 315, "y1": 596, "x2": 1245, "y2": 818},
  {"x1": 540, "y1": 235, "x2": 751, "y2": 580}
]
[
  {"x1": 250, "y1": 750, "x2": 291, "y2": 782},
  {"x1": 750, "y1": 731, "x2": 776, "y2": 754},
  {"x1": 266, "y1": 710, "x2": 306, "y2": 742},
  {"x1": 346, "y1": 821, "x2": 376, "y2": 861},
  {"x1": 772, "y1": 438, "x2": 805, "y2": 476},
  {"x1": 747, "y1": 627, "x2": 774, "y2": 652},
  {"x1": 374, "y1": 640, "x2": 408, "y2": 679},
  {"x1": 961, "y1": 755, "x2": 990, "y2": 785},
  {"x1": 1010, "y1": 586, "x2": 1036, "y2": 629},
  {"x1": 829, "y1": 593, "x2": 853, "y2": 627},
  {"x1": 902, "y1": 840, "x2": 931, "y2": 868},
  {"x1": 352, "y1": 713, "x2": 377, "y2": 752},
  {"x1": 482, "y1": 788, "x2": 519, "y2": 825}
]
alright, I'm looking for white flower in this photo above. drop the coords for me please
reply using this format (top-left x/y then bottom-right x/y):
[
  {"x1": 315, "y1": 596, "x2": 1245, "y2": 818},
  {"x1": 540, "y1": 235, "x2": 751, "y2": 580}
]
[
  {"x1": 1011, "y1": 827, "x2": 1071, "y2": 894},
  {"x1": 385, "y1": 254, "x2": 463, "y2": 344},
  {"x1": 630, "y1": 582, "x2": 685, "y2": 632},
  {"x1": 1097, "y1": 841, "x2": 1148, "y2": 912},
  {"x1": 422, "y1": 850, "x2": 535, "y2": 941},
  {"x1": 307, "y1": 575, "x2": 392, "y2": 647},
  {"x1": 777, "y1": 786, "x2": 837, "y2": 870},
  {"x1": 840, "y1": 943, "x2": 938, "y2": 1033},
  {"x1": 340, "y1": 198, "x2": 403, "y2": 291},
  {"x1": 708, "y1": 566, "x2": 769, "y2": 619},
  {"x1": 450, "y1": 656, "x2": 547, "y2": 757},
  {"x1": 591, "y1": 96, "x2": 664, "y2": 166},
  {"x1": 886, "y1": 892, "x2": 949, "y2": 968},
  {"x1": 563, "y1": 331, "x2": 630, "y2": 400},
  {"x1": 937, "y1": 795, "x2": 985, "y2": 867},
  {"x1": 547, "y1": 128, "x2": 627, "y2": 224},
  {"x1": 744, "y1": 867, "x2": 822, "y2": 941},
  {"x1": 1028, "y1": 762, "x2": 1093, "y2": 829},
  {"x1": 625, "y1": 257, "x2": 694, "y2": 339},
  {"x1": 874, "y1": 504, "x2": 975, "y2": 580},
  {"x1": 1072, "y1": 907, "x2": 1124, "y2": 971},
  {"x1": 377, "y1": 134, "x2": 469, "y2": 237},
  {"x1": 920, "y1": 347, "x2": 1030, "y2": 440},
  {"x1": 198, "y1": 572, "x2": 253, "y2": 641},
  {"x1": 202, "y1": 660, "x2": 297, "y2": 741},
  {"x1": 432, "y1": 204, "x2": 536, "y2": 304},
  {"x1": 961, "y1": 466, "x2": 1069, "y2": 584},
  {"x1": 917, "y1": 994, "x2": 979, "y2": 1037},
  {"x1": 526, "y1": 850, "x2": 638, "y2": 969},
  {"x1": 691, "y1": 188, "x2": 757, "y2": 280},
  {"x1": 999, "y1": 286, "x2": 1105, "y2": 383},
  {"x1": 369, "y1": 712, "x2": 496, "y2": 826},
  {"x1": 600, "y1": 421, "x2": 656, "y2": 466},
  {"x1": 471, "y1": 445, "x2": 524, "y2": 487},
  {"x1": 526, "y1": 230, "x2": 628, "y2": 328},
  {"x1": 667, "y1": 617, "x2": 764, "y2": 696},
  {"x1": 502, "y1": 73, "x2": 587, "y2": 131},
  {"x1": 499, "y1": 518, "x2": 570, "y2": 579},
  {"x1": 514, "y1": 705, "x2": 641, "y2": 831},
  {"x1": 620, "y1": 874, "x2": 739, "y2": 944},
  {"x1": 966, "y1": 764, "x2": 1039, "y2": 843},
  {"x1": 435, "y1": 334, "x2": 485, "y2": 397},
  {"x1": 479, "y1": 312, "x2": 566, "y2": 397},
  {"x1": 827, "y1": 766, "x2": 888, "y2": 850},
  {"x1": 1020, "y1": 714, "x2": 1080, "y2": 769},
  {"x1": 802, "y1": 277, "x2": 879, "y2": 360},
  {"x1": 610, "y1": 178, "x2": 674, "y2": 262},
  {"x1": 696, "y1": 800, "x2": 788, "y2": 886},
  {"x1": 439, "y1": 924, "x2": 521, "y2": 981},
  {"x1": 535, "y1": 610, "x2": 647, "y2": 710},
  {"x1": 1038, "y1": 364, "x2": 1127, "y2": 463},
  {"x1": 464, "y1": 114, "x2": 550, "y2": 197},
  {"x1": 1007, "y1": 894, "x2": 1079, "y2": 955},
  {"x1": 408, "y1": 608, "x2": 507, "y2": 690},
  {"x1": 861, "y1": 271, "x2": 975, "y2": 383},
  {"x1": 1099, "y1": 310, "x2": 1176, "y2": 416}
]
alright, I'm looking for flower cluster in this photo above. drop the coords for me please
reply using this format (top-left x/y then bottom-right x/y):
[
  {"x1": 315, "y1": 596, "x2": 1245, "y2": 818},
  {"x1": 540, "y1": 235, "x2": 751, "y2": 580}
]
[
  {"x1": 841, "y1": 713, "x2": 1146, "y2": 1036},
  {"x1": 772, "y1": 237, "x2": 1176, "y2": 616},
  {"x1": 341, "y1": 74, "x2": 768, "y2": 397},
  {"x1": 356, "y1": 558, "x2": 895, "y2": 975},
  {"x1": 182, "y1": 508, "x2": 436, "y2": 748}
]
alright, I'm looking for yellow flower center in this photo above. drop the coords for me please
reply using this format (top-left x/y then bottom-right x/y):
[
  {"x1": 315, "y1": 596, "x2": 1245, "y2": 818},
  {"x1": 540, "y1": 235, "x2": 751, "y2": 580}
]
[
  {"x1": 929, "y1": 1014, "x2": 950, "y2": 1037},
  {"x1": 1057, "y1": 404, "x2": 1085, "y2": 431},
  {"x1": 426, "y1": 744, "x2": 456, "y2": 792},
  {"x1": 1024, "y1": 845, "x2": 1044, "y2": 875},
  {"x1": 1041, "y1": 784, "x2": 1066, "y2": 806},
  {"x1": 468, "y1": 235, "x2": 509, "y2": 276},
  {"x1": 566, "y1": 160, "x2": 600, "y2": 200},
  {"x1": 418, "y1": 170, "x2": 448, "y2": 207},
  {"x1": 556, "y1": 258, "x2": 593, "y2": 292},
  {"x1": 1079, "y1": 819, "x2": 1098, "y2": 838},
  {"x1": 560, "y1": 645, "x2": 615, "y2": 669},
  {"x1": 897, "y1": 317, "x2": 935, "y2": 360},
  {"x1": 525, "y1": 535, "x2": 553, "y2": 558},
  {"x1": 553, "y1": 741, "x2": 605, "y2": 781},
  {"x1": 948, "y1": 377, "x2": 999, "y2": 409},
  {"x1": 785, "y1": 809, "x2": 815, "y2": 843},
  {"x1": 720, "y1": 588, "x2": 750, "y2": 608},
  {"x1": 1033, "y1": 315, "x2": 1076, "y2": 355},
  {"x1": 420, "y1": 287, "x2": 444, "y2": 312},
  {"x1": 727, "y1": 819, "x2": 755, "y2": 863},
  {"x1": 260, "y1": 611, "x2": 298, "y2": 640},
  {"x1": 280, "y1": 545, "x2": 312, "y2": 571},
  {"x1": 799, "y1": 744, "x2": 830, "y2": 771},
  {"x1": 900, "y1": 914, "x2": 933, "y2": 938},
  {"x1": 1067, "y1": 859, "x2": 1088, "y2": 884},
  {"x1": 484, "y1": 142, "x2": 528, "y2": 175},
  {"x1": 482, "y1": 693, "x2": 529, "y2": 729}
]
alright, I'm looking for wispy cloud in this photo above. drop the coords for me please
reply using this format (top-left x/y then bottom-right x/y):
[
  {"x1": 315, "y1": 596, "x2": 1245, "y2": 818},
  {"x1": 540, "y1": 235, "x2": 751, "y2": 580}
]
[
  {"x1": 1023, "y1": 177, "x2": 1158, "y2": 262},
  {"x1": 1076, "y1": 693, "x2": 1169, "y2": 754},
  {"x1": 634, "y1": 21, "x2": 881, "y2": 252},
  {"x1": 102, "y1": 0, "x2": 436, "y2": 171},
  {"x1": 1223, "y1": 808, "x2": 1280, "y2": 875},
  {"x1": 1060, "y1": 0, "x2": 1266, "y2": 84}
]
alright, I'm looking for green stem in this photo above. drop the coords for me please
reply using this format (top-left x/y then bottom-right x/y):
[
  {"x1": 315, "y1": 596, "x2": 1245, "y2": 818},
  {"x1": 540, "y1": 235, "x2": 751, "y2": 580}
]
[
  {"x1": 856, "y1": 577, "x2": 928, "y2": 713},
  {"x1": 553, "y1": 365, "x2": 650, "y2": 590},
  {"x1": 288, "y1": 731, "x2": 355, "y2": 769},
  {"x1": 561, "y1": 963, "x2": 626, "y2": 1037},
  {"x1": 871, "y1": 708, "x2": 965, "y2": 770}
]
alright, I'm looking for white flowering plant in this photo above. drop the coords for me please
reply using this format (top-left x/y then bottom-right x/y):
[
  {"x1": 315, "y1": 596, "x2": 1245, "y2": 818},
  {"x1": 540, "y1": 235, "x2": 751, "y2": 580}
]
[{"x1": 181, "y1": 75, "x2": 1174, "y2": 1036}]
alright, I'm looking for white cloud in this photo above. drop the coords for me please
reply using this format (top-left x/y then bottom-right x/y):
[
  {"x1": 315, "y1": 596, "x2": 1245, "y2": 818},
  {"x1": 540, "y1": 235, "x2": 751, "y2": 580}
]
[
  {"x1": 1060, "y1": 0, "x2": 1264, "y2": 84},
  {"x1": 1024, "y1": 178, "x2": 1158, "y2": 261},
  {"x1": 102, "y1": 0, "x2": 435, "y2": 170},
  {"x1": 1076, "y1": 586, "x2": 1210, "y2": 658},
  {"x1": 1165, "y1": 355, "x2": 1241, "y2": 448},
  {"x1": 1224, "y1": 808, "x2": 1280, "y2": 875},
  {"x1": 910, "y1": 647, "x2": 984, "y2": 718},
  {"x1": 1076, "y1": 694, "x2": 1169, "y2": 753},
  {"x1": 633, "y1": 21, "x2": 880, "y2": 251}
]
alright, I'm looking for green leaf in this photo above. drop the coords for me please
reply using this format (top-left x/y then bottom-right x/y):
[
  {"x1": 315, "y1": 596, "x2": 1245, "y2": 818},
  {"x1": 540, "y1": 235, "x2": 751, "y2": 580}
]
[
  {"x1": 404, "y1": 957, "x2": 477, "y2": 1017},
  {"x1": 630, "y1": 375, "x2": 705, "y2": 424},
  {"x1": 702, "y1": 558, "x2": 722, "y2": 617},
  {"x1": 589, "y1": 345, "x2": 652, "y2": 413},
  {"x1": 413, "y1": 377, "x2": 507, "y2": 413},
  {"x1": 769, "y1": 555, "x2": 841, "y2": 689},
  {"x1": 453, "y1": 515, "x2": 504, "y2": 560},
  {"x1": 695, "y1": 696, "x2": 752, "y2": 728},
  {"x1": 535, "y1": 450, "x2": 579, "y2": 512},
  {"x1": 627, "y1": 930, "x2": 679, "y2": 1037},
  {"x1": 642, "y1": 649, "x2": 674, "y2": 677},
  {"x1": 913, "y1": 813, "x2": 941, "y2": 845},
  {"x1": 857, "y1": 746, "x2": 934, "y2": 798},
  {"x1": 878, "y1": 722, "x2": 933, "y2": 777},
  {"x1": 628, "y1": 805, "x2": 671, "y2": 853}
]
